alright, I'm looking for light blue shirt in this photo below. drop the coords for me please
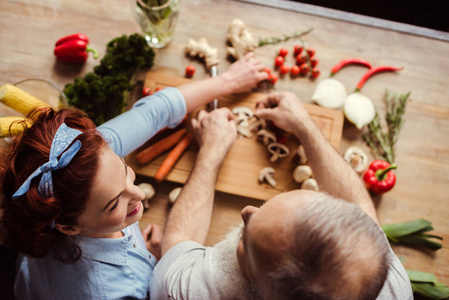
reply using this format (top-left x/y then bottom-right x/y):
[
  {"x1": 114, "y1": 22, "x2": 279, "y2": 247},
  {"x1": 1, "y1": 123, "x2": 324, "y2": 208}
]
[{"x1": 14, "y1": 87, "x2": 187, "y2": 300}]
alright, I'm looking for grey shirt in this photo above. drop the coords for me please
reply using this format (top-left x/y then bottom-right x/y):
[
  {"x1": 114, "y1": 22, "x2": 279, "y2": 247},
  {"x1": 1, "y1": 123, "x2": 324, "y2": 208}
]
[{"x1": 150, "y1": 241, "x2": 413, "y2": 300}]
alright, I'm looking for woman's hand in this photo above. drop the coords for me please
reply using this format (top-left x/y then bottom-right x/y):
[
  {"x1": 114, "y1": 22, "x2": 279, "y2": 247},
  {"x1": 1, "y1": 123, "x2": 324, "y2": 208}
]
[
  {"x1": 220, "y1": 52, "x2": 269, "y2": 93},
  {"x1": 141, "y1": 224, "x2": 163, "y2": 260},
  {"x1": 191, "y1": 108, "x2": 237, "y2": 165}
]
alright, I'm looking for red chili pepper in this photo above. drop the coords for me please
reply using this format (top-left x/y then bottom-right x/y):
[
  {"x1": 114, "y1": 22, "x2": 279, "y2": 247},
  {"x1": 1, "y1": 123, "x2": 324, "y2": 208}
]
[
  {"x1": 330, "y1": 58, "x2": 372, "y2": 77},
  {"x1": 54, "y1": 33, "x2": 99, "y2": 63},
  {"x1": 363, "y1": 160, "x2": 397, "y2": 194},
  {"x1": 355, "y1": 65, "x2": 403, "y2": 92}
]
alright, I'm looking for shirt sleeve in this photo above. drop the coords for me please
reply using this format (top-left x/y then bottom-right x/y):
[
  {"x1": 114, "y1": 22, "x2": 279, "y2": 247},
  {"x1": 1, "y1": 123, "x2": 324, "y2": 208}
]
[
  {"x1": 377, "y1": 245, "x2": 414, "y2": 300},
  {"x1": 150, "y1": 241, "x2": 213, "y2": 300},
  {"x1": 97, "y1": 87, "x2": 186, "y2": 157}
]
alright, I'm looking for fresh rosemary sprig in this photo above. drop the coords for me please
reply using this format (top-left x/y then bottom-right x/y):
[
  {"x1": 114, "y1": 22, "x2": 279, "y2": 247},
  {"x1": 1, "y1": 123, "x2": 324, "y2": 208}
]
[
  {"x1": 362, "y1": 89, "x2": 410, "y2": 164},
  {"x1": 258, "y1": 28, "x2": 313, "y2": 46}
]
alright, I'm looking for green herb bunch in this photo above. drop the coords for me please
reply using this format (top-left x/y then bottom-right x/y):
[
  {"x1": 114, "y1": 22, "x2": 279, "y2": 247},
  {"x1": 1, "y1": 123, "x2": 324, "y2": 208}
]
[
  {"x1": 64, "y1": 34, "x2": 155, "y2": 126},
  {"x1": 258, "y1": 28, "x2": 313, "y2": 46},
  {"x1": 363, "y1": 89, "x2": 410, "y2": 164}
]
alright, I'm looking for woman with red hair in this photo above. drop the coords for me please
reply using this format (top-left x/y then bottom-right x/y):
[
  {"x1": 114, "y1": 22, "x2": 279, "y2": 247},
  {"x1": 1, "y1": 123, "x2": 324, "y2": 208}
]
[{"x1": 0, "y1": 53, "x2": 268, "y2": 299}]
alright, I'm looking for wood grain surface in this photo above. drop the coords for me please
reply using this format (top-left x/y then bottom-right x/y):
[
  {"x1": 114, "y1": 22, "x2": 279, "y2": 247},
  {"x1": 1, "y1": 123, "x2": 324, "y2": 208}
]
[{"x1": 0, "y1": 0, "x2": 448, "y2": 286}]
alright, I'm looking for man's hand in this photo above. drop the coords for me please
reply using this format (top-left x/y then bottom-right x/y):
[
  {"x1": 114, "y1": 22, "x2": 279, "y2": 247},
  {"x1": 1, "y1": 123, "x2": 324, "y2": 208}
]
[
  {"x1": 161, "y1": 108, "x2": 238, "y2": 255},
  {"x1": 220, "y1": 52, "x2": 269, "y2": 93},
  {"x1": 191, "y1": 108, "x2": 237, "y2": 163},
  {"x1": 255, "y1": 92, "x2": 311, "y2": 137},
  {"x1": 254, "y1": 91, "x2": 380, "y2": 225}
]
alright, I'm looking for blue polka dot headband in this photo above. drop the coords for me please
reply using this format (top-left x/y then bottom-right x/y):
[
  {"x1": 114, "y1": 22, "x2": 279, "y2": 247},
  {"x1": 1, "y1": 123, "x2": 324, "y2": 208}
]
[{"x1": 12, "y1": 123, "x2": 83, "y2": 200}]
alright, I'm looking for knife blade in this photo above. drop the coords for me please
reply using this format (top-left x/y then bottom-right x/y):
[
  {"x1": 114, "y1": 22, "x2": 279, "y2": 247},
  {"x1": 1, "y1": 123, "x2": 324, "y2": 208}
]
[{"x1": 207, "y1": 65, "x2": 218, "y2": 111}]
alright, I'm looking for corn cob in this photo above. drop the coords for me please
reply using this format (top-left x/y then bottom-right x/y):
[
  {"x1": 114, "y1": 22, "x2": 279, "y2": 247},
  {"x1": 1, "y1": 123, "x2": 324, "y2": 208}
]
[
  {"x1": 0, "y1": 116, "x2": 33, "y2": 137},
  {"x1": 0, "y1": 84, "x2": 49, "y2": 116}
]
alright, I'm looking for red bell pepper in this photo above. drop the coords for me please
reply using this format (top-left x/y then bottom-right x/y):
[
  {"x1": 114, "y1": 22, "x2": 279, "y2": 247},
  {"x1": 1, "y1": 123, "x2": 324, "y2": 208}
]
[
  {"x1": 363, "y1": 160, "x2": 397, "y2": 194},
  {"x1": 54, "y1": 33, "x2": 98, "y2": 63}
]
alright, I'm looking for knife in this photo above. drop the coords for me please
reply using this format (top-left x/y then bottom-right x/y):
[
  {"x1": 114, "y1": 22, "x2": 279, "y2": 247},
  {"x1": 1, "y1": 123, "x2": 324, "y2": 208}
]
[{"x1": 207, "y1": 64, "x2": 219, "y2": 111}]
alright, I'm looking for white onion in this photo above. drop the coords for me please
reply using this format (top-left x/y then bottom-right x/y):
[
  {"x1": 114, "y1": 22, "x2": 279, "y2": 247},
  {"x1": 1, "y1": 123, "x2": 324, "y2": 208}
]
[
  {"x1": 311, "y1": 78, "x2": 347, "y2": 109},
  {"x1": 343, "y1": 92, "x2": 376, "y2": 129}
]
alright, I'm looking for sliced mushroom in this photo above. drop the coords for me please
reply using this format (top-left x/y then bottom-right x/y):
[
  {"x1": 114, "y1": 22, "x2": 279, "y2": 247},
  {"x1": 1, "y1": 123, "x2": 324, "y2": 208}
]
[
  {"x1": 256, "y1": 129, "x2": 276, "y2": 146},
  {"x1": 297, "y1": 145, "x2": 308, "y2": 165},
  {"x1": 248, "y1": 118, "x2": 267, "y2": 132},
  {"x1": 293, "y1": 165, "x2": 313, "y2": 183},
  {"x1": 237, "y1": 124, "x2": 252, "y2": 138},
  {"x1": 267, "y1": 143, "x2": 290, "y2": 162},
  {"x1": 138, "y1": 183, "x2": 155, "y2": 209},
  {"x1": 301, "y1": 178, "x2": 319, "y2": 191},
  {"x1": 258, "y1": 167, "x2": 276, "y2": 187},
  {"x1": 233, "y1": 107, "x2": 253, "y2": 127},
  {"x1": 344, "y1": 146, "x2": 368, "y2": 174},
  {"x1": 168, "y1": 187, "x2": 182, "y2": 204}
]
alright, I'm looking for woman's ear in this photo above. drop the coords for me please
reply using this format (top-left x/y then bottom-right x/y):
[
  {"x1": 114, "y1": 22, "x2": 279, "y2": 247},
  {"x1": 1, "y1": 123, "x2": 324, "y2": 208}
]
[{"x1": 54, "y1": 224, "x2": 82, "y2": 236}]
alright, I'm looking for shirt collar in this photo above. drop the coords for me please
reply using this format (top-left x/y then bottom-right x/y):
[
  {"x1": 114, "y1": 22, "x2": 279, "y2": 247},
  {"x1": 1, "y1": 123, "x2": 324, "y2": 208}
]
[{"x1": 76, "y1": 228, "x2": 133, "y2": 266}]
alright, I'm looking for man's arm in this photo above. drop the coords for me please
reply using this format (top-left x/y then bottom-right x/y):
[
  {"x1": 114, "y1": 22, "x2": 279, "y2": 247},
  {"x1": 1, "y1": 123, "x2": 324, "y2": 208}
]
[
  {"x1": 161, "y1": 108, "x2": 237, "y2": 255},
  {"x1": 255, "y1": 92, "x2": 379, "y2": 224}
]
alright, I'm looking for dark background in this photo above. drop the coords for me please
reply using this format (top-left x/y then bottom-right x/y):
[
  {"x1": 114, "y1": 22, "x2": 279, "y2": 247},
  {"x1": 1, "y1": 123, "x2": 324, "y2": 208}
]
[{"x1": 290, "y1": 0, "x2": 449, "y2": 32}]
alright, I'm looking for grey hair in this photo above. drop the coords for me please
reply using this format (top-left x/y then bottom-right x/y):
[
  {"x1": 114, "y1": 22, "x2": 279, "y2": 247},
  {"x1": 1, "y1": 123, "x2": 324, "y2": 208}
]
[{"x1": 257, "y1": 193, "x2": 390, "y2": 300}]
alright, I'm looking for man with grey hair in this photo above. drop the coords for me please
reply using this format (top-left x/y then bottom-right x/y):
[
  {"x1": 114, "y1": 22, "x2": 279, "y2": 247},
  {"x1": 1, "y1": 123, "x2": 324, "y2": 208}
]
[{"x1": 150, "y1": 92, "x2": 413, "y2": 299}]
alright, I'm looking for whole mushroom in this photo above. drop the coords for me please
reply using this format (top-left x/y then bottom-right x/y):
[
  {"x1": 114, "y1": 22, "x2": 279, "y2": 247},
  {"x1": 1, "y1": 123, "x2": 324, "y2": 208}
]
[
  {"x1": 293, "y1": 165, "x2": 313, "y2": 183},
  {"x1": 258, "y1": 167, "x2": 276, "y2": 187},
  {"x1": 344, "y1": 146, "x2": 368, "y2": 174},
  {"x1": 267, "y1": 143, "x2": 290, "y2": 162},
  {"x1": 138, "y1": 183, "x2": 155, "y2": 209},
  {"x1": 301, "y1": 178, "x2": 319, "y2": 191},
  {"x1": 168, "y1": 187, "x2": 182, "y2": 204}
]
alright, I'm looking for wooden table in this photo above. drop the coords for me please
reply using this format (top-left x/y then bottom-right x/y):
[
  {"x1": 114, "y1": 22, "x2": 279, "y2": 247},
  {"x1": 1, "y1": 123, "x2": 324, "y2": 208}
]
[{"x1": 1, "y1": 0, "x2": 448, "y2": 287}]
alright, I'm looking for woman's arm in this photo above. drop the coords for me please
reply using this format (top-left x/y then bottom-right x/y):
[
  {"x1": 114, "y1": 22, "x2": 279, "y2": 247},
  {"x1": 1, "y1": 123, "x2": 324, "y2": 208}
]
[
  {"x1": 98, "y1": 52, "x2": 267, "y2": 157},
  {"x1": 179, "y1": 52, "x2": 268, "y2": 113}
]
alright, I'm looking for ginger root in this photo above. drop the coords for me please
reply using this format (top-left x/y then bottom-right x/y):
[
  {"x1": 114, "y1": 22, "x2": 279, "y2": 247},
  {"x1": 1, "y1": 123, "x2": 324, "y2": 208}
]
[
  {"x1": 226, "y1": 19, "x2": 258, "y2": 60},
  {"x1": 185, "y1": 38, "x2": 220, "y2": 69}
]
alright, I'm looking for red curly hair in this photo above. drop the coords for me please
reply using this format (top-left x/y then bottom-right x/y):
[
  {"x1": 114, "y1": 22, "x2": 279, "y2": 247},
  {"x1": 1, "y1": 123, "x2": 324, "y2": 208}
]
[{"x1": 0, "y1": 107, "x2": 105, "y2": 263}]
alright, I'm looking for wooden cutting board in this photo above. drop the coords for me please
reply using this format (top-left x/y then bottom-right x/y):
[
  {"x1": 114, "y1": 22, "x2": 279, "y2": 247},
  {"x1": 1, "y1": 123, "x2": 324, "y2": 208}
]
[{"x1": 126, "y1": 72, "x2": 344, "y2": 201}]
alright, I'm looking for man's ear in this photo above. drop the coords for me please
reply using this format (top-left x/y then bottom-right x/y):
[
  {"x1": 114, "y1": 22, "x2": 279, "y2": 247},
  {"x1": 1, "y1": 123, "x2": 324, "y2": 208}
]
[{"x1": 54, "y1": 224, "x2": 82, "y2": 236}]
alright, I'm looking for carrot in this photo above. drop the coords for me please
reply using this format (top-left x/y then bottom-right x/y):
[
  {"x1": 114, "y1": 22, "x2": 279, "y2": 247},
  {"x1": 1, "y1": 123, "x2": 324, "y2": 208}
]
[
  {"x1": 154, "y1": 133, "x2": 194, "y2": 182},
  {"x1": 136, "y1": 128, "x2": 187, "y2": 165}
]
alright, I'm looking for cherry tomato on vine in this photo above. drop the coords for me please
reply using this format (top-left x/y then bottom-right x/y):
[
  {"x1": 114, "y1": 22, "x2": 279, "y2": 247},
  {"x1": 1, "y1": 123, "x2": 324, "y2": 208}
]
[
  {"x1": 311, "y1": 67, "x2": 320, "y2": 79},
  {"x1": 142, "y1": 87, "x2": 152, "y2": 96},
  {"x1": 274, "y1": 56, "x2": 284, "y2": 67},
  {"x1": 278, "y1": 48, "x2": 288, "y2": 57},
  {"x1": 306, "y1": 48, "x2": 316, "y2": 57},
  {"x1": 296, "y1": 54, "x2": 307, "y2": 65},
  {"x1": 279, "y1": 64, "x2": 290, "y2": 75},
  {"x1": 299, "y1": 63, "x2": 310, "y2": 75},
  {"x1": 268, "y1": 73, "x2": 278, "y2": 84},
  {"x1": 293, "y1": 45, "x2": 303, "y2": 56},
  {"x1": 310, "y1": 57, "x2": 319, "y2": 67},
  {"x1": 185, "y1": 65, "x2": 196, "y2": 77},
  {"x1": 263, "y1": 67, "x2": 272, "y2": 74},
  {"x1": 290, "y1": 65, "x2": 300, "y2": 76}
]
